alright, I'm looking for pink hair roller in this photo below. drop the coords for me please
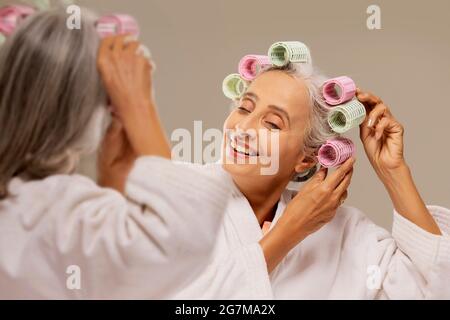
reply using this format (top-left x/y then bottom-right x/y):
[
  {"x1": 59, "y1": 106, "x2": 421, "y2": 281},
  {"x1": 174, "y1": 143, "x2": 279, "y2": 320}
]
[
  {"x1": 318, "y1": 137, "x2": 355, "y2": 168},
  {"x1": 0, "y1": 5, "x2": 35, "y2": 36},
  {"x1": 322, "y1": 76, "x2": 356, "y2": 106},
  {"x1": 238, "y1": 55, "x2": 271, "y2": 81},
  {"x1": 96, "y1": 14, "x2": 140, "y2": 38}
]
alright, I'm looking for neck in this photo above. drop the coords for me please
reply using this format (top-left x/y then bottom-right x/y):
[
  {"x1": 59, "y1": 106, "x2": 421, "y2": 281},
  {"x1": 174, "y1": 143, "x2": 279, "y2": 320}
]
[{"x1": 232, "y1": 175, "x2": 289, "y2": 226}]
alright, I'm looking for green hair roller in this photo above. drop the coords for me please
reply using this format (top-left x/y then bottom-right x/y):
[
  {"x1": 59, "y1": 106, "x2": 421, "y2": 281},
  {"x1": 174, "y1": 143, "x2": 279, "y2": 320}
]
[
  {"x1": 268, "y1": 41, "x2": 310, "y2": 67},
  {"x1": 328, "y1": 99, "x2": 367, "y2": 134},
  {"x1": 222, "y1": 73, "x2": 248, "y2": 100}
]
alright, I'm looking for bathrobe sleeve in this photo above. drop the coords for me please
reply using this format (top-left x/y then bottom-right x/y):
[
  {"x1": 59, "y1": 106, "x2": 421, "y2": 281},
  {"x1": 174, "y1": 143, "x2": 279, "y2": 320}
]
[
  {"x1": 34, "y1": 156, "x2": 231, "y2": 299},
  {"x1": 344, "y1": 206, "x2": 450, "y2": 299}
]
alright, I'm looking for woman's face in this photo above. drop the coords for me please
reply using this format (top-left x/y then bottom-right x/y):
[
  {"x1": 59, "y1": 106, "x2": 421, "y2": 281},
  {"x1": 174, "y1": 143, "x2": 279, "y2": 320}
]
[{"x1": 222, "y1": 70, "x2": 315, "y2": 184}]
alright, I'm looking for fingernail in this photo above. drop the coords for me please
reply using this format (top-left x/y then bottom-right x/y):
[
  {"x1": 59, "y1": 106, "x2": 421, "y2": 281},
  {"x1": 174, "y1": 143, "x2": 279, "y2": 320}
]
[
  {"x1": 367, "y1": 119, "x2": 373, "y2": 128},
  {"x1": 125, "y1": 34, "x2": 138, "y2": 42}
]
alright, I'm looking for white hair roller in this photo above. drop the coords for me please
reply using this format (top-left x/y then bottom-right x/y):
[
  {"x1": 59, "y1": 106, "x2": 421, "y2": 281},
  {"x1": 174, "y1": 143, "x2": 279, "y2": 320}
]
[
  {"x1": 222, "y1": 74, "x2": 248, "y2": 100},
  {"x1": 268, "y1": 41, "x2": 311, "y2": 67},
  {"x1": 328, "y1": 99, "x2": 366, "y2": 134}
]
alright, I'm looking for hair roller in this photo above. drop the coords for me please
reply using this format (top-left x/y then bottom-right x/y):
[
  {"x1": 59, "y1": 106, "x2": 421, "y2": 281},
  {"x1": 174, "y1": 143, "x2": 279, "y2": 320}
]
[
  {"x1": 328, "y1": 99, "x2": 366, "y2": 134},
  {"x1": 223, "y1": 74, "x2": 248, "y2": 100},
  {"x1": 96, "y1": 14, "x2": 140, "y2": 38},
  {"x1": 322, "y1": 76, "x2": 356, "y2": 106},
  {"x1": 268, "y1": 41, "x2": 310, "y2": 67},
  {"x1": 318, "y1": 137, "x2": 355, "y2": 168},
  {"x1": 238, "y1": 55, "x2": 271, "y2": 81},
  {"x1": 0, "y1": 5, "x2": 36, "y2": 36}
]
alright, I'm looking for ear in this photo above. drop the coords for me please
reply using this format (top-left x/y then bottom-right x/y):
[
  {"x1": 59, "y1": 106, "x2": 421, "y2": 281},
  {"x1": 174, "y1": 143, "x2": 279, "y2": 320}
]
[{"x1": 294, "y1": 153, "x2": 317, "y2": 174}]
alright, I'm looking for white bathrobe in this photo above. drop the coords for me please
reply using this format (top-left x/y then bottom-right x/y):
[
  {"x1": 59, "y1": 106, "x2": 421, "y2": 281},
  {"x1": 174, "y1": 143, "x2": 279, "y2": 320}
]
[
  {"x1": 174, "y1": 162, "x2": 450, "y2": 300},
  {"x1": 0, "y1": 157, "x2": 232, "y2": 299}
]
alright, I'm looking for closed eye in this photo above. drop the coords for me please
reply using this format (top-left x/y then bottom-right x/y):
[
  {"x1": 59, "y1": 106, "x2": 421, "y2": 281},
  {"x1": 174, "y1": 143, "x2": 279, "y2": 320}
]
[
  {"x1": 264, "y1": 121, "x2": 281, "y2": 130},
  {"x1": 238, "y1": 106, "x2": 251, "y2": 113}
]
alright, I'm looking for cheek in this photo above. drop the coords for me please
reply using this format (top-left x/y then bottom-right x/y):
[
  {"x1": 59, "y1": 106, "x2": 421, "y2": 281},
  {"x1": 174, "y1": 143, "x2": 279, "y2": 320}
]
[
  {"x1": 261, "y1": 132, "x2": 297, "y2": 157},
  {"x1": 277, "y1": 135, "x2": 304, "y2": 167},
  {"x1": 222, "y1": 113, "x2": 236, "y2": 147}
]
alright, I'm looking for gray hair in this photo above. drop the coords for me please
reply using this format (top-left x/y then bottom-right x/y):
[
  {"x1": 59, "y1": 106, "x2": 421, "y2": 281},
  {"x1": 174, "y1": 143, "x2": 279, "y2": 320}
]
[{"x1": 0, "y1": 8, "x2": 108, "y2": 199}]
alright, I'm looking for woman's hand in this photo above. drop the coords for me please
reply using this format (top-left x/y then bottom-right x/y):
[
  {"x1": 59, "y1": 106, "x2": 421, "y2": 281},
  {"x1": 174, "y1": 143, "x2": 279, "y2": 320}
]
[
  {"x1": 357, "y1": 89, "x2": 406, "y2": 177},
  {"x1": 98, "y1": 117, "x2": 137, "y2": 193},
  {"x1": 356, "y1": 89, "x2": 441, "y2": 236},
  {"x1": 97, "y1": 35, "x2": 170, "y2": 158},
  {"x1": 260, "y1": 158, "x2": 355, "y2": 273}
]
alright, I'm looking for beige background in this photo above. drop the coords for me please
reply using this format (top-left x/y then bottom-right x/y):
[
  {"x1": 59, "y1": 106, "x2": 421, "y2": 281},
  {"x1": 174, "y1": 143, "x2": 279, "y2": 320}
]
[{"x1": 14, "y1": 0, "x2": 450, "y2": 229}]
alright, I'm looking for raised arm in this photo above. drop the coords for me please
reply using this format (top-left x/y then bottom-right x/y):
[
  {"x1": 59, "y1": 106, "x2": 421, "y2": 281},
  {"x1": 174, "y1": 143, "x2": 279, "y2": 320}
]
[
  {"x1": 96, "y1": 35, "x2": 171, "y2": 193},
  {"x1": 356, "y1": 89, "x2": 441, "y2": 235}
]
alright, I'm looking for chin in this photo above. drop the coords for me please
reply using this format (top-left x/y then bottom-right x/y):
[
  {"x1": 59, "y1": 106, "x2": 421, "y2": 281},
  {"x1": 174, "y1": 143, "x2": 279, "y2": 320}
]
[
  {"x1": 222, "y1": 161, "x2": 263, "y2": 178},
  {"x1": 221, "y1": 144, "x2": 264, "y2": 177}
]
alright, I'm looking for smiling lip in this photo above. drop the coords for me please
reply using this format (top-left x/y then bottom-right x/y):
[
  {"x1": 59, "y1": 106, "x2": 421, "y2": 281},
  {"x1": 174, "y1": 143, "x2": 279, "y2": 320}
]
[{"x1": 228, "y1": 136, "x2": 259, "y2": 157}]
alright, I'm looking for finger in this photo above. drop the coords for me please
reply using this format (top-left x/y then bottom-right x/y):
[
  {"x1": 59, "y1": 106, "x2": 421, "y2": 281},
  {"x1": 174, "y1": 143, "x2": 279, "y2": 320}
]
[
  {"x1": 124, "y1": 40, "x2": 140, "y2": 54},
  {"x1": 374, "y1": 116, "x2": 404, "y2": 140},
  {"x1": 123, "y1": 34, "x2": 138, "y2": 43},
  {"x1": 309, "y1": 167, "x2": 328, "y2": 186},
  {"x1": 111, "y1": 34, "x2": 128, "y2": 52},
  {"x1": 356, "y1": 88, "x2": 383, "y2": 107},
  {"x1": 356, "y1": 89, "x2": 385, "y2": 128},
  {"x1": 334, "y1": 169, "x2": 353, "y2": 199},
  {"x1": 323, "y1": 157, "x2": 355, "y2": 190},
  {"x1": 97, "y1": 36, "x2": 116, "y2": 71},
  {"x1": 341, "y1": 190, "x2": 348, "y2": 201},
  {"x1": 99, "y1": 36, "x2": 115, "y2": 56},
  {"x1": 366, "y1": 103, "x2": 391, "y2": 129},
  {"x1": 298, "y1": 167, "x2": 327, "y2": 192},
  {"x1": 374, "y1": 117, "x2": 389, "y2": 141},
  {"x1": 360, "y1": 103, "x2": 388, "y2": 140}
]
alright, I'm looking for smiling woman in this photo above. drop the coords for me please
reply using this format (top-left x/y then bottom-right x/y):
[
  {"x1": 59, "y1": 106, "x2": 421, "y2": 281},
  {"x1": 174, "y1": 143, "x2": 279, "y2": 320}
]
[{"x1": 172, "y1": 42, "x2": 450, "y2": 300}]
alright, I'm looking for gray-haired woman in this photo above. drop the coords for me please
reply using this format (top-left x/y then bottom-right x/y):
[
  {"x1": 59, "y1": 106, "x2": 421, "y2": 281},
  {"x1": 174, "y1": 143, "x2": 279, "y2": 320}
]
[
  {"x1": 0, "y1": 9, "x2": 231, "y2": 299},
  {"x1": 169, "y1": 54, "x2": 450, "y2": 299}
]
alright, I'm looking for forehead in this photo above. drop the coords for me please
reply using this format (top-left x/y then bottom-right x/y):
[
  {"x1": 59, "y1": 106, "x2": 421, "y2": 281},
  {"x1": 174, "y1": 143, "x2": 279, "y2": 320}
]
[{"x1": 248, "y1": 70, "x2": 311, "y2": 120}]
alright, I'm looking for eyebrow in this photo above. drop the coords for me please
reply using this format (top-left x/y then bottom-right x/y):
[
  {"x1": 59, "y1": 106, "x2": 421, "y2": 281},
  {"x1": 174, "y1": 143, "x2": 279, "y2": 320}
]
[{"x1": 243, "y1": 92, "x2": 259, "y2": 101}]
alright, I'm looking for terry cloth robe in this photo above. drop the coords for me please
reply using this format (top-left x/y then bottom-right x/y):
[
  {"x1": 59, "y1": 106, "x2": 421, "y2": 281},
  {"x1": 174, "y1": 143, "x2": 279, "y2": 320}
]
[
  {"x1": 0, "y1": 157, "x2": 232, "y2": 299},
  {"x1": 174, "y1": 162, "x2": 450, "y2": 300}
]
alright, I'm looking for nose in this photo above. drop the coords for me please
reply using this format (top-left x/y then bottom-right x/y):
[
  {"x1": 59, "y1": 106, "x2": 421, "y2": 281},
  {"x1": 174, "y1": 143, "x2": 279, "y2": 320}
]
[
  {"x1": 235, "y1": 111, "x2": 259, "y2": 135},
  {"x1": 235, "y1": 123, "x2": 258, "y2": 140}
]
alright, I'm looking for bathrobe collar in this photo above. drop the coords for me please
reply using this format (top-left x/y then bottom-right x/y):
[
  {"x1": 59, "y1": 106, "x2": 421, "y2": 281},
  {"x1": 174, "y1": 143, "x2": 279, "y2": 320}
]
[{"x1": 226, "y1": 181, "x2": 294, "y2": 246}]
